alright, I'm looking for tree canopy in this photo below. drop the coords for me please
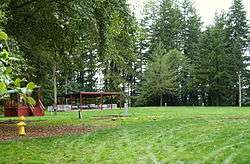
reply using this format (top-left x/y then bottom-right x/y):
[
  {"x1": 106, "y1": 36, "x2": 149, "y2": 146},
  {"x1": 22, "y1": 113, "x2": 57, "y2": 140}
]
[{"x1": 0, "y1": 0, "x2": 249, "y2": 107}]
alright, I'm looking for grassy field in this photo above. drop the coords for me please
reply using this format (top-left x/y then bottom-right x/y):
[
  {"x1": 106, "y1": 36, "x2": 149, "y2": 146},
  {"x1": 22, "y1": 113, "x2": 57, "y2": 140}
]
[{"x1": 0, "y1": 107, "x2": 250, "y2": 163}]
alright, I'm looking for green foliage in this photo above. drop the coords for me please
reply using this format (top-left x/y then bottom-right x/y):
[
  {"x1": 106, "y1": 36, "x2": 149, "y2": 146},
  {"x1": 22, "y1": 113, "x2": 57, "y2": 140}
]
[
  {"x1": 22, "y1": 95, "x2": 36, "y2": 106},
  {"x1": 0, "y1": 0, "x2": 8, "y2": 28},
  {"x1": 0, "y1": 34, "x2": 11, "y2": 93},
  {"x1": 26, "y1": 82, "x2": 37, "y2": 90},
  {"x1": 1, "y1": 0, "x2": 249, "y2": 106},
  {"x1": 0, "y1": 49, "x2": 8, "y2": 60},
  {"x1": 0, "y1": 82, "x2": 7, "y2": 95},
  {"x1": 228, "y1": 0, "x2": 249, "y2": 51},
  {"x1": 99, "y1": 3, "x2": 137, "y2": 91},
  {"x1": 13, "y1": 78, "x2": 22, "y2": 87},
  {"x1": 2, "y1": 0, "x2": 138, "y2": 105},
  {"x1": 150, "y1": 0, "x2": 183, "y2": 53},
  {"x1": 181, "y1": 0, "x2": 202, "y2": 61},
  {"x1": 137, "y1": 47, "x2": 188, "y2": 106},
  {"x1": 143, "y1": 0, "x2": 202, "y2": 106},
  {"x1": 4, "y1": 67, "x2": 12, "y2": 75},
  {"x1": 0, "y1": 31, "x2": 8, "y2": 41},
  {"x1": 0, "y1": 11, "x2": 6, "y2": 30},
  {"x1": 226, "y1": 0, "x2": 250, "y2": 105},
  {"x1": 192, "y1": 13, "x2": 235, "y2": 106},
  {"x1": 0, "y1": 32, "x2": 36, "y2": 106},
  {"x1": 140, "y1": 0, "x2": 249, "y2": 106}
]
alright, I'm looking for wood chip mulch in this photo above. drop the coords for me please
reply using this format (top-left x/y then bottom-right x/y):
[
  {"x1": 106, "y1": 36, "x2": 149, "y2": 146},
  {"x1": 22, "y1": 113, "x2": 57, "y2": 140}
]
[{"x1": 0, "y1": 124, "x2": 93, "y2": 141}]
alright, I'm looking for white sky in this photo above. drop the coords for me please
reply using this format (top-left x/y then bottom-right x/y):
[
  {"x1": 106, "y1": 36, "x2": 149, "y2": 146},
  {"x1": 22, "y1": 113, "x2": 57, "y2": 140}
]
[{"x1": 128, "y1": 0, "x2": 250, "y2": 26}]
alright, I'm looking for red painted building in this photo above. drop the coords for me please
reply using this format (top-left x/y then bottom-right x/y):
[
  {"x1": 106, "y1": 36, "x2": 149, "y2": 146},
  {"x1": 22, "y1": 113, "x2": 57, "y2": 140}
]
[{"x1": 4, "y1": 89, "x2": 45, "y2": 117}]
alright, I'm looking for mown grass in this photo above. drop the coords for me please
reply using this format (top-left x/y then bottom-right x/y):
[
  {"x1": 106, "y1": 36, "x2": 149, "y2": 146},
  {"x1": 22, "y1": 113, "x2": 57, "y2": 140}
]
[{"x1": 0, "y1": 107, "x2": 250, "y2": 163}]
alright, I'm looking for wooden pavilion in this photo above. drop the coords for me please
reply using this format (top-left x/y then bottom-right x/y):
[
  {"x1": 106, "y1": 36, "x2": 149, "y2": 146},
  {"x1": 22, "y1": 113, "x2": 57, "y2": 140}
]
[{"x1": 58, "y1": 92, "x2": 124, "y2": 110}]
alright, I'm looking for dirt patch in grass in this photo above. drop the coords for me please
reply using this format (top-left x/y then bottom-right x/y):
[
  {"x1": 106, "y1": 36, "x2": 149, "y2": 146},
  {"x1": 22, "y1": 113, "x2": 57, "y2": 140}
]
[
  {"x1": 222, "y1": 117, "x2": 250, "y2": 120},
  {"x1": 0, "y1": 124, "x2": 94, "y2": 141},
  {"x1": 93, "y1": 115, "x2": 130, "y2": 120}
]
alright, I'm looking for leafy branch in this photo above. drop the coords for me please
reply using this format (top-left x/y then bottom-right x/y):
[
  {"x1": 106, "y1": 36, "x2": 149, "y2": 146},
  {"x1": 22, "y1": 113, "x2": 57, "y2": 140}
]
[{"x1": 0, "y1": 31, "x2": 36, "y2": 106}]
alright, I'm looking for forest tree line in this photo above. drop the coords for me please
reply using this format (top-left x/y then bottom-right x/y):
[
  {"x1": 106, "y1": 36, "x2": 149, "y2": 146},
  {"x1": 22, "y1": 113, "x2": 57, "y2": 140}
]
[{"x1": 0, "y1": 0, "x2": 249, "y2": 107}]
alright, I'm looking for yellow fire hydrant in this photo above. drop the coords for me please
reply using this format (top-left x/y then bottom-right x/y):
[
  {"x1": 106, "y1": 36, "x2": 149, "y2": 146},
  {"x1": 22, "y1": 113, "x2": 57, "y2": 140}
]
[{"x1": 17, "y1": 116, "x2": 26, "y2": 136}]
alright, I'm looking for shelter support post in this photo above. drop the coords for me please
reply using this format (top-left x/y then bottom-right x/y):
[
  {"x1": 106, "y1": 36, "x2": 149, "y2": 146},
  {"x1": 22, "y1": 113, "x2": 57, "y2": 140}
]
[
  {"x1": 79, "y1": 94, "x2": 83, "y2": 119},
  {"x1": 110, "y1": 95, "x2": 112, "y2": 109},
  {"x1": 80, "y1": 94, "x2": 83, "y2": 107},
  {"x1": 101, "y1": 94, "x2": 103, "y2": 110},
  {"x1": 119, "y1": 96, "x2": 122, "y2": 109},
  {"x1": 70, "y1": 95, "x2": 73, "y2": 110}
]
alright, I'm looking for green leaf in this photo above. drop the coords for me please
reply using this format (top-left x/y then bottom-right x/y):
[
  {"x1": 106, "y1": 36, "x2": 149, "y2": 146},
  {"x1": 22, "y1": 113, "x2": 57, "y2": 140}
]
[
  {"x1": 24, "y1": 96, "x2": 36, "y2": 106},
  {"x1": 0, "y1": 31, "x2": 8, "y2": 41},
  {"x1": 26, "y1": 82, "x2": 36, "y2": 90},
  {"x1": 4, "y1": 67, "x2": 12, "y2": 75},
  {"x1": 14, "y1": 78, "x2": 22, "y2": 87},
  {"x1": 8, "y1": 57, "x2": 19, "y2": 61},
  {"x1": 0, "y1": 82, "x2": 7, "y2": 95},
  {"x1": 0, "y1": 49, "x2": 9, "y2": 60}
]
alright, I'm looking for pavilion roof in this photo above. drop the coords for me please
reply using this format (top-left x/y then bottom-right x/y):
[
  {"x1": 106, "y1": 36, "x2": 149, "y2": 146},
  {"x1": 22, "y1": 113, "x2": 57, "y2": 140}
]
[
  {"x1": 79, "y1": 92, "x2": 122, "y2": 95},
  {"x1": 60, "y1": 91, "x2": 123, "y2": 98}
]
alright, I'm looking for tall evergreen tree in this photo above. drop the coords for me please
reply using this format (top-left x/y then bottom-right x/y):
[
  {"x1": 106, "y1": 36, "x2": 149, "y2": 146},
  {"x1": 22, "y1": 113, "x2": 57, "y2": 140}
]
[
  {"x1": 137, "y1": 45, "x2": 179, "y2": 106},
  {"x1": 102, "y1": 7, "x2": 137, "y2": 92},
  {"x1": 180, "y1": 0, "x2": 202, "y2": 105},
  {"x1": 193, "y1": 13, "x2": 234, "y2": 106},
  {"x1": 151, "y1": 0, "x2": 183, "y2": 53},
  {"x1": 132, "y1": 0, "x2": 160, "y2": 106},
  {"x1": 227, "y1": 0, "x2": 249, "y2": 105}
]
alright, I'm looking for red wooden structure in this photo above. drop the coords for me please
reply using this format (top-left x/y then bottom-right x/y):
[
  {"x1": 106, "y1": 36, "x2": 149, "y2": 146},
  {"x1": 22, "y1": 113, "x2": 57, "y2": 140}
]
[
  {"x1": 58, "y1": 92, "x2": 123, "y2": 110},
  {"x1": 4, "y1": 89, "x2": 45, "y2": 117}
]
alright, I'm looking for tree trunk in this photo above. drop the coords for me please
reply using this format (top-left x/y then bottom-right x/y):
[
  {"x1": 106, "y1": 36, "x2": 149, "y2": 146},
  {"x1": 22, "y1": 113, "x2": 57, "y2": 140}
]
[
  {"x1": 53, "y1": 65, "x2": 57, "y2": 115},
  {"x1": 201, "y1": 89, "x2": 206, "y2": 106},
  {"x1": 216, "y1": 93, "x2": 220, "y2": 106},
  {"x1": 65, "y1": 75, "x2": 68, "y2": 94},
  {"x1": 239, "y1": 73, "x2": 242, "y2": 107},
  {"x1": 128, "y1": 82, "x2": 131, "y2": 107},
  {"x1": 65, "y1": 75, "x2": 68, "y2": 104},
  {"x1": 160, "y1": 94, "x2": 163, "y2": 107}
]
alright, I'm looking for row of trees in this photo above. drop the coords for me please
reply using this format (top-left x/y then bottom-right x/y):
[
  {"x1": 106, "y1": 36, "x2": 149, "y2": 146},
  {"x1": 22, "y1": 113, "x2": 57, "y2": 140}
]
[
  {"x1": 0, "y1": 0, "x2": 249, "y2": 106},
  {"x1": 137, "y1": 0, "x2": 249, "y2": 106},
  {"x1": 0, "y1": 0, "x2": 137, "y2": 106}
]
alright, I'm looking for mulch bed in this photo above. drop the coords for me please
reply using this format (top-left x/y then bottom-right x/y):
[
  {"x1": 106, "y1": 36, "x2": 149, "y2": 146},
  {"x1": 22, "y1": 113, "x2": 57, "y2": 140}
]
[
  {"x1": 0, "y1": 124, "x2": 93, "y2": 141},
  {"x1": 0, "y1": 120, "x2": 46, "y2": 124}
]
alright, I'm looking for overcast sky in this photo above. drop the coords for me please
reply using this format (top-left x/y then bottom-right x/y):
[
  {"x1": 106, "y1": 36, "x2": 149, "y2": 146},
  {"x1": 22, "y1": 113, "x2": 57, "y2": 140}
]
[{"x1": 128, "y1": 0, "x2": 250, "y2": 26}]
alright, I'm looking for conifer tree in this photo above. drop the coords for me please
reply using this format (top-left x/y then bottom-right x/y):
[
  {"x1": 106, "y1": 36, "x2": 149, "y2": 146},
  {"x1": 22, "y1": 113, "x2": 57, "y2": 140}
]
[
  {"x1": 227, "y1": 0, "x2": 249, "y2": 105},
  {"x1": 180, "y1": 0, "x2": 202, "y2": 105},
  {"x1": 151, "y1": 0, "x2": 183, "y2": 53},
  {"x1": 193, "y1": 13, "x2": 235, "y2": 105}
]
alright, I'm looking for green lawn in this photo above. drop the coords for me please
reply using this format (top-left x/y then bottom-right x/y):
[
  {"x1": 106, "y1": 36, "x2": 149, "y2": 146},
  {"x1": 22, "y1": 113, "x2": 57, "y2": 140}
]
[{"x1": 1, "y1": 107, "x2": 250, "y2": 163}]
